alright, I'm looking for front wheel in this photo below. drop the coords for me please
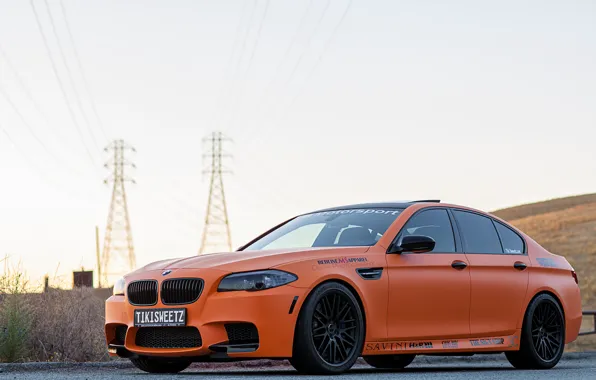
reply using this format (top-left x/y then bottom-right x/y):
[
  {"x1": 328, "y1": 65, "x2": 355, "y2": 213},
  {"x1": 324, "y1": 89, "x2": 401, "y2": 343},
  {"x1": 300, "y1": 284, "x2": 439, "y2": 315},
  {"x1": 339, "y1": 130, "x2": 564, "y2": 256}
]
[
  {"x1": 130, "y1": 356, "x2": 191, "y2": 373},
  {"x1": 363, "y1": 354, "x2": 416, "y2": 369},
  {"x1": 290, "y1": 282, "x2": 365, "y2": 375},
  {"x1": 506, "y1": 293, "x2": 565, "y2": 370}
]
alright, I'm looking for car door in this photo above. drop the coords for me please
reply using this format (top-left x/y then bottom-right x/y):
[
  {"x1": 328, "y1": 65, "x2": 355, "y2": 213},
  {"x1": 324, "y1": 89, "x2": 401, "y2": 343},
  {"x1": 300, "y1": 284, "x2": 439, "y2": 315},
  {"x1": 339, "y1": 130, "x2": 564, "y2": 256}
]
[
  {"x1": 386, "y1": 208, "x2": 471, "y2": 340},
  {"x1": 451, "y1": 209, "x2": 530, "y2": 337}
]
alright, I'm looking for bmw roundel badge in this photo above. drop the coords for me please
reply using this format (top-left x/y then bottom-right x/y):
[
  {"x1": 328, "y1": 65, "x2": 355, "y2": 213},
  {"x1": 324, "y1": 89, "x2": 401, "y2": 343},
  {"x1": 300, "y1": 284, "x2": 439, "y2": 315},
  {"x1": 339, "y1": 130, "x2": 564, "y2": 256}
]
[{"x1": 162, "y1": 270, "x2": 172, "y2": 276}]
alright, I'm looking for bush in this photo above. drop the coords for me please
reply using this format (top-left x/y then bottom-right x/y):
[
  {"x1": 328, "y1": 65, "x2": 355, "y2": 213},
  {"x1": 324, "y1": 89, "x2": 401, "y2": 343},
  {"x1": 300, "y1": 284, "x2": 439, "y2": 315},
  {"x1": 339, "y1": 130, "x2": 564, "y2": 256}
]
[
  {"x1": 0, "y1": 264, "x2": 108, "y2": 363},
  {"x1": 27, "y1": 288, "x2": 108, "y2": 362},
  {"x1": 0, "y1": 271, "x2": 32, "y2": 362}
]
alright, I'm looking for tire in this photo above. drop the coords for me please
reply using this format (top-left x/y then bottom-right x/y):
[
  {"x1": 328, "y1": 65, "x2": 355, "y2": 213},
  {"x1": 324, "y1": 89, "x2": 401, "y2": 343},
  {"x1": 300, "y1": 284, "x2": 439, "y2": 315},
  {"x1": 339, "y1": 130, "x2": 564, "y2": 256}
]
[
  {"x1": 130, "y1": 356, "x2": 191, "y2": 374},
  {"x1": 505, "y1": 293, "x2": 565, "y2": 370},
  {"x1": 290, "y1": 282, "x2": 365, "y2": 375},
  {"x1": 363, "y1": 354, "x2": 416, "y2": 369}
]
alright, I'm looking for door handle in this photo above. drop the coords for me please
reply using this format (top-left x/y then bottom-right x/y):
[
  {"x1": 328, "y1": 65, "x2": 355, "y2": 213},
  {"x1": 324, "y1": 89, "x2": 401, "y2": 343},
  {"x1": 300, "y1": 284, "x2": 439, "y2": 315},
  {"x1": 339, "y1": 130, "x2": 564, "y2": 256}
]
[
  {"x1": 513, "y1": 262, "x2": 527, "y2": 270},
  {"x1": 451, "y1": 261, "x2": 468, "y2": 270}
]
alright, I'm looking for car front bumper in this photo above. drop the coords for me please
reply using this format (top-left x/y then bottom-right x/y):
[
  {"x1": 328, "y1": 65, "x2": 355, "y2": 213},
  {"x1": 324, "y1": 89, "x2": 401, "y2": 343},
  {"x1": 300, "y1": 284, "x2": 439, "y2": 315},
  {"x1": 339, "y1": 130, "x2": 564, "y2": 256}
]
[{"x1": 105, "y1": 268, "x2": 307, "y2": 359}]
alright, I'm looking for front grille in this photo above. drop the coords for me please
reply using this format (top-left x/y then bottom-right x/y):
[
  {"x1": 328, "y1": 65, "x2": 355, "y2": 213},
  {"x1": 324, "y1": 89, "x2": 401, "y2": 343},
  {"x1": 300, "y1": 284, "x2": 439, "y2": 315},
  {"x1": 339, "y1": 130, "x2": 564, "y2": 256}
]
[
  {"x1": 161, "y1": 278, "x2": 203, "y2": 305},
  {"x1": 114, "y1": 325, "x2": 127, "y2": 345},
  {"x1": 135, "y1": 327, "x2": 202, "y2": 348},
  {"x1": 225, "y1": 323, "x2": 259, "y2": 344},
  {"x1": 127, "y1": 280, "x2": 158, "y2": 306}
]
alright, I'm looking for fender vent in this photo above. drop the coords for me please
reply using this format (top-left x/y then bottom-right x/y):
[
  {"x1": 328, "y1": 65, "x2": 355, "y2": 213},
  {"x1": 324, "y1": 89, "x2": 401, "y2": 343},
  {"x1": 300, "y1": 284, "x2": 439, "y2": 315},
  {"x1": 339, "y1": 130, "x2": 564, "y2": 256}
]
[{"x1": 356, "y1": 267, "x2": 383, "y2": 280}]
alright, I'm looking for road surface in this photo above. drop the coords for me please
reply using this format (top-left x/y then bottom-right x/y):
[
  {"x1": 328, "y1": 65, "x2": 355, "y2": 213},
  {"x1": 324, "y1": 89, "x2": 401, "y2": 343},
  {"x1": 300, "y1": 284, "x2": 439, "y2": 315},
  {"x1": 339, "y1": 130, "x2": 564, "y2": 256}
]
[{"x1": 1, "y1": 354, "x2": 595, "y2": 380}]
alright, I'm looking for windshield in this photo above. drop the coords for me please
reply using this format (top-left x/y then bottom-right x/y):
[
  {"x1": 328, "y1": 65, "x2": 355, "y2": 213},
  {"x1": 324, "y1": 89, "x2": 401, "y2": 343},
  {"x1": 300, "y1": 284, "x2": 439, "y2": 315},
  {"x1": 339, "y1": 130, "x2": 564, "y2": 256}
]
[{"x1": 243, "y1": 208, "x2": 404, "y2": 251}]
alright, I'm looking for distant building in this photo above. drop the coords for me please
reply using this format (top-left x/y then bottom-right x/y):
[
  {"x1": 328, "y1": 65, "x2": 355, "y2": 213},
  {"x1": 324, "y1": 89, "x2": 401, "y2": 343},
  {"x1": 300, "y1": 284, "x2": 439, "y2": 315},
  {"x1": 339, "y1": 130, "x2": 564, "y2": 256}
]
[{"x1": 73, "y1": 270, "x2": 93, "y2": 288}]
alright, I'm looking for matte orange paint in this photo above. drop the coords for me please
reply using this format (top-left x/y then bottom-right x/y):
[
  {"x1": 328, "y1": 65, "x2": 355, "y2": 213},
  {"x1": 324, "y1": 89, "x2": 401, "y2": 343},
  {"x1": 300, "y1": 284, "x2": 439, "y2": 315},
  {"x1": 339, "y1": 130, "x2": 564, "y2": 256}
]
[{"x1": 105, "y1": 202, "x2": 582, "y2": 359}]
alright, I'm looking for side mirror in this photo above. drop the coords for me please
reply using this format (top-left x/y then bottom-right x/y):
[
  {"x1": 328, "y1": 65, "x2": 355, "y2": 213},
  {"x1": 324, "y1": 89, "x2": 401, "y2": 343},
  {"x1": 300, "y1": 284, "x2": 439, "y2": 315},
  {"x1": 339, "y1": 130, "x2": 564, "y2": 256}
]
[{"x1": 388, "y1": 235, "x2": 436, "y2": 254}]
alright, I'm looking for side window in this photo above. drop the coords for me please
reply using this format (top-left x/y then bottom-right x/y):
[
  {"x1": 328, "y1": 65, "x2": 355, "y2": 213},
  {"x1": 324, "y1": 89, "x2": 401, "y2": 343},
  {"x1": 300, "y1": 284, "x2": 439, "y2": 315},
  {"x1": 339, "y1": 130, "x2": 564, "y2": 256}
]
[
  {"x1": 494, "y1": 222, "x2": 524, "y2": 254},
  {"x1": 452, "y1": 210, "x2": 502, "y2": 254},
  {"x1": 401, "y1": 209, "x2": 456, "y2": 253}
]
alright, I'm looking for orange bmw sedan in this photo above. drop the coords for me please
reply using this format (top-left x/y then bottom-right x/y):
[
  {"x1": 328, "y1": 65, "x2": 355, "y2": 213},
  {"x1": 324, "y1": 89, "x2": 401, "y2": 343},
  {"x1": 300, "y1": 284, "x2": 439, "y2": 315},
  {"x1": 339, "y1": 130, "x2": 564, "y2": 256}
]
[{"x1": 105, "y1": 200, "x2": 582, "y2": 374}]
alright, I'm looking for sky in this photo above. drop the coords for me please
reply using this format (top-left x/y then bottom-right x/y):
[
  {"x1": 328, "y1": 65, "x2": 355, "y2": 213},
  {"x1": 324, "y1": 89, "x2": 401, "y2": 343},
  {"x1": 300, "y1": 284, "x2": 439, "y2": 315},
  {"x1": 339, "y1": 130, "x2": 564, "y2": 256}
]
[{"x1": 0, "y1": 0, "x2": 594, "y2": 287}]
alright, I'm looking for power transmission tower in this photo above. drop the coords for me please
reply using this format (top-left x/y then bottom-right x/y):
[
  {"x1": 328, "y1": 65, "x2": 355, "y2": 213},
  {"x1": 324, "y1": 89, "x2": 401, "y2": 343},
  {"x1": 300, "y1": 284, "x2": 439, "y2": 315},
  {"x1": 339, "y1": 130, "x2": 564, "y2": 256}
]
[
  {"x1": 101, "y1": 140, "x2": 136, "y2": 286},
  {"x1": 199, "y1": 131, "x2": 232, "y2": 254}
]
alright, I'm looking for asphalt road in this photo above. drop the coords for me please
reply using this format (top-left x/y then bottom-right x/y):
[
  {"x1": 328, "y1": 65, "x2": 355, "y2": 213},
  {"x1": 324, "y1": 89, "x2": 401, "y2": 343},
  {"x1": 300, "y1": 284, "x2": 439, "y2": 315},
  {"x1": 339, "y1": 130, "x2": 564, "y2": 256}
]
[{"x1": 1, "y1": 355, "x2": 595, "y2": 380}]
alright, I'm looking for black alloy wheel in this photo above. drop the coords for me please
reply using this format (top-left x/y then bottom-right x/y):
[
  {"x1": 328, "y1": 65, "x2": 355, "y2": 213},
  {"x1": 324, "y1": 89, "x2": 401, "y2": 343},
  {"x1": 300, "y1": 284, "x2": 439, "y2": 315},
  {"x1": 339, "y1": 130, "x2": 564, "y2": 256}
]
[
  {"x1": 311, "y1": 291, "x2": 359, "y2": 365},
  {"x1": 531, "y1": 300, "x2": 564, "y2": 362},
  {"x1": 290, "y1": 282, "x2": 365, "y2": 375},
  {"x1": 505, "y1": 293, "x2": 565, "y2": 370}
]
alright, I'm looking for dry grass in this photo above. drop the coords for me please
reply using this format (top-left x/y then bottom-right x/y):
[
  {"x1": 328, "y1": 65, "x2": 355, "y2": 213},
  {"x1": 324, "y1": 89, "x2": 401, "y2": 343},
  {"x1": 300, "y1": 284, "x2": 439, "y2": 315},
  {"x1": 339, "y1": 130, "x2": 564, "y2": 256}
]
[
  {"x1": 492, "y1": 193, "x2": 596, "y2": 350},
  {"x1": 0, "y1": 265, "x2": 108, "y2": 362},
  {"x1": 26, "y1": 288, "x2": 108, "y2": 362},
  {"x1": 492, "y1": 193, "x2": 596, "y2": 221}
]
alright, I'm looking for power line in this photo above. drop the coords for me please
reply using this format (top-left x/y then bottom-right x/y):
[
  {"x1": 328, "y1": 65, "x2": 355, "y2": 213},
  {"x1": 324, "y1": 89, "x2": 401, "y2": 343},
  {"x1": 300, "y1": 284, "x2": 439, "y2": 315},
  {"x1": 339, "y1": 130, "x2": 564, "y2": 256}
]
[
  {"x1": 0, "y1": 43, "x2": 53, "y2": 130},
  {"x1": 0, "y1": 120, "x2": 62, "y2": 189},
  {"x1": 279, "y1": 0, "x2": 331, "y2": 91},
  {"x1": 42, "y1": 0, "x2": 102, "y2": 153},
  {"x1": 209, "y1": 0, "x2": 250, "y2": 128},
  {"x1": 241, "y1": 0, "x2": 331, "y2": 127},
  {"x1": 215, "y1": 0, "x2": 258, "y2": 129},
  {"x1": 0, "y1": 81, "x2": 72, "y2": 170},
  {"x1": 0, "y1": 42, "x2": 90, "y2": 172},
  {"x1": 29, "y1": 0, "x2": 98, "y2": 167},
  {"x1": 250, "y1": 0, "x2": 314, "y2": 114},
  {"x1": 278, "y1": 0, "x2": 353, "y2": 121},
  {"x1": 223, "y1": 0, "x2": 270, "y2": 133},
  {"x1": 0, "y1": 121, "x2": 43, "y2": 179},
  {"x1": 58, "y1": 0, "x2": 109, "y2": 142}
]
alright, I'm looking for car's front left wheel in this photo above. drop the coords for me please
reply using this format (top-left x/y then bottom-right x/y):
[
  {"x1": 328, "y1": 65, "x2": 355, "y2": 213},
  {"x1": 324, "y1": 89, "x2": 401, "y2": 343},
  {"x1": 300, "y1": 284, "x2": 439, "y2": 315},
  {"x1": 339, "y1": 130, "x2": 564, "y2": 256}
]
[
  {"x1": 130, "y1": 356, "x2": 191, "y2": 373},
  {"x1": 290, "y1": 281, "x2": 365, "y2": 375}
]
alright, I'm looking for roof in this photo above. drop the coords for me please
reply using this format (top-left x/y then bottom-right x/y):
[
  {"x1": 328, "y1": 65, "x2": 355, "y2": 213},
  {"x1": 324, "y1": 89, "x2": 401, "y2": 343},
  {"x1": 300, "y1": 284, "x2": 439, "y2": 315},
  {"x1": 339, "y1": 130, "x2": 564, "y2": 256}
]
[{"x1": 306, "y1": 200, "x2": 440, "y2": 215}]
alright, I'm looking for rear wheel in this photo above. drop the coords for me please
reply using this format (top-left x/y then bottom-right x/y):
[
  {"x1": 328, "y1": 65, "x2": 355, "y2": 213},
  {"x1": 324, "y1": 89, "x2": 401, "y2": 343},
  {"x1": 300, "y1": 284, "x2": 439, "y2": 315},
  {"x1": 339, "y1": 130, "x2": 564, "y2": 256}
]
[
  {"x1": 363, "y1": 354, "x2": 416, "y2": 369},
  {"x1": 290, "y1": 282, "x2": 365, "y2": 375},
  {"x1": 506, "y1": 293, "x2": 565, "y2": 370},
  {"x1": 130, "y1": 357, "x2": 191, "y2": 373}
]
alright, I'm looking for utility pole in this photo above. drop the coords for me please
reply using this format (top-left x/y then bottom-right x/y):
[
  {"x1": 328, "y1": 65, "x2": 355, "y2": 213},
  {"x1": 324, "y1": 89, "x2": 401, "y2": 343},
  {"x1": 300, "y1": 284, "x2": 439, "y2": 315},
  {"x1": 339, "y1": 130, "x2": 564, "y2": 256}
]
[
  {"x1": 101, "y1": 139, "x2": 136, "y2": 286},
  {"x1": 199, "y1": 131, "x2": 232, "y2": 254},
  {"x1": 95, "y1": 226, "x2": 101, "y2": 288}
]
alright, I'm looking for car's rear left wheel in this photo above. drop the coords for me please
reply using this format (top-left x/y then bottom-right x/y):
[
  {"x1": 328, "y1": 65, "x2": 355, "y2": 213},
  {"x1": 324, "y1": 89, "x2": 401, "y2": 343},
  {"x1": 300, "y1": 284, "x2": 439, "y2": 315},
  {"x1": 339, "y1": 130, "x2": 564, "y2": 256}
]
[
  {"x1": 505, "y1": 293, "x2": 565, "y2": 370},
  {"x1": 290, "y1": 282, "x2": 365, "y2": 375},
  {"x1": 130, "y1": 356, "x2": 191, "y2": 373}
]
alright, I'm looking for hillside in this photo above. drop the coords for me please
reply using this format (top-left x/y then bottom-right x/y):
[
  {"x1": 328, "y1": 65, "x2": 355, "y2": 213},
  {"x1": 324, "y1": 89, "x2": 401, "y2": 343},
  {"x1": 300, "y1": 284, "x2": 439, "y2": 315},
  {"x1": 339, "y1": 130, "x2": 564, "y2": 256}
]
[{"x1": 491, "y1": 193, "x2": 596, "y2": 350}]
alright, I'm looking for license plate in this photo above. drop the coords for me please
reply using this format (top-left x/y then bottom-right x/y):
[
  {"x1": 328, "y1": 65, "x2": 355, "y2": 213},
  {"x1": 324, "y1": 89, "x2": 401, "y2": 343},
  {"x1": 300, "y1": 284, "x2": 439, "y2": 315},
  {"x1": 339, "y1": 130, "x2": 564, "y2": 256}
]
[{"x1": 134, "y1": 308, "x2": 186, "y2": 327}]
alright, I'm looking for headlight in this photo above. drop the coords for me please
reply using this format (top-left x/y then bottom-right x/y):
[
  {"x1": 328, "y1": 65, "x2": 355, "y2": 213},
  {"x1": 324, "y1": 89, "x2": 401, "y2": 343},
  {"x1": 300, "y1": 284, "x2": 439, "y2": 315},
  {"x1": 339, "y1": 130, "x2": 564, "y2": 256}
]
[
  {"x1": 217, "y1": 270, "x2": 297, "y2": 292},
  {"x1": 113, "y1": 277, "x2": 126, "y2": 296}
]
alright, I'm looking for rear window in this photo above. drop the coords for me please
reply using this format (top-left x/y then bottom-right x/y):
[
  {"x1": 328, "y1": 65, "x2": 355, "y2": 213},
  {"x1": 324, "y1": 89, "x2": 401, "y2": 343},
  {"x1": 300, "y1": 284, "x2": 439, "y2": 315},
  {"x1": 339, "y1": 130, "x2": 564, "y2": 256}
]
[{"x1": 243, "y1": 208, "x2": 403, "y2": 251}]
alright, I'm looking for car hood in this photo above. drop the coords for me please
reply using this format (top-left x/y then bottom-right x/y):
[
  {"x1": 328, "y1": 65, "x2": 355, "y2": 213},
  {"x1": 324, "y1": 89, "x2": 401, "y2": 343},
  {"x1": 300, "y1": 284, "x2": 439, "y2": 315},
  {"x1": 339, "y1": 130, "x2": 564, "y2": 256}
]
[{"x1": 135, "y1": 246, "x2": 370, "y2": 274}]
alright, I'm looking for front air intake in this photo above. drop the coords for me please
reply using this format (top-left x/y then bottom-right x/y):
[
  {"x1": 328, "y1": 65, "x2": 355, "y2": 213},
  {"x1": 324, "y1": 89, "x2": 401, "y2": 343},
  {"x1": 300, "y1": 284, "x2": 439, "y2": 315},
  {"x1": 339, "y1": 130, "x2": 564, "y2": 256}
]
[
  {"x1": 127, "y1": 280, "x2": 158, "y2": 306},
  {"x1": 135, "y1": 327, "x2": 202, "y2": 348},
  {"x1": 161, "y1": 278, "x2": 204, "y2": 305},
  {"x1": 225, "y1": 323, "x2": 259, "y2": 344},
  {"x1": 114, "y1": 325, "x2": 127, "y2": 345}
]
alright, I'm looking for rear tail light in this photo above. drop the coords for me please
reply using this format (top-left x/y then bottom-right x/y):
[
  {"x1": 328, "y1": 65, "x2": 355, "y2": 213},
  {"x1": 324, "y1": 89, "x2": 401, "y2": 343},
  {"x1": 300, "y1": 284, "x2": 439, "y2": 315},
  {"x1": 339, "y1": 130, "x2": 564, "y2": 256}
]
[{"x1": 572, "y1": 271, "x2": 578, "y2": 285}]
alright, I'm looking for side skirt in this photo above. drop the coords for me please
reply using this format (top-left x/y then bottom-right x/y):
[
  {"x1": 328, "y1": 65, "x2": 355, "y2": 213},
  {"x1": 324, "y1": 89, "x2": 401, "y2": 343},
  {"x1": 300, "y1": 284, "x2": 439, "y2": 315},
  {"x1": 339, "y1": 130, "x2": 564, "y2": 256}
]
[{"x1": 362, "y1": 332, "x2": 520, "y2": 355}]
